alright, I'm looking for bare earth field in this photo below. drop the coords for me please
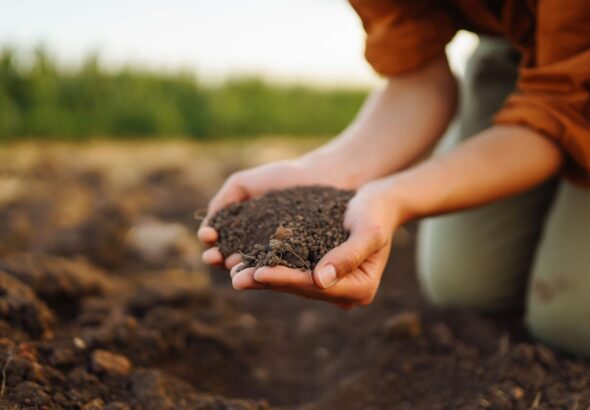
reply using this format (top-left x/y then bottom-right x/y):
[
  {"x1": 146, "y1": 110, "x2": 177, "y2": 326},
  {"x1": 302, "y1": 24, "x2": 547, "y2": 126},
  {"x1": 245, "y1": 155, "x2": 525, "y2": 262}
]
[{"x1": 0, "y1": 140, "x2": 588, "y2": 410}]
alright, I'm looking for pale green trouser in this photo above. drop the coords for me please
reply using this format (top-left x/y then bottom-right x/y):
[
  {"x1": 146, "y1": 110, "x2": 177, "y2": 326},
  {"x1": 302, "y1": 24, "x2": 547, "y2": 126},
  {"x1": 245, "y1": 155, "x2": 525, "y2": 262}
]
[{"x1": 417, "y1": 36, "x2": 590, "y2": 357}]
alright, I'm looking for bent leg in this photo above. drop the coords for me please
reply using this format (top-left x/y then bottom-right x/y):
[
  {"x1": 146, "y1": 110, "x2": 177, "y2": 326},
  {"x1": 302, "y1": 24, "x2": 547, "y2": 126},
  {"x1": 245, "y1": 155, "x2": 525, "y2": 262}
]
[
  {"x1": 417, "y1": 36, "x2": 558, "y2": 310},
  {"x1": 526, "y1": 181, "x2": 590, "y2": 357},
  {"x1": 418, "y1": 182, "x2": 557, "y2": 310}
]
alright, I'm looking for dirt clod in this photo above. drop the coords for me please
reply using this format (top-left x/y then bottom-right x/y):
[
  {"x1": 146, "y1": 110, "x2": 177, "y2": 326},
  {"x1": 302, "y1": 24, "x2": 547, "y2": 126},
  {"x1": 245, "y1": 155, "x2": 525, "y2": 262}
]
[
  {"x1": 382, "y1": 311, "x2": 421, "y2": 338},
  {"x1": 9, "y1": 381, "x2": 51, "y2": 406},
  {"x1": 0, "y1": 271, "x2": 55, "y2": 339},
  {"x1": 82, "y1": 398, "x2": 105, "y2": 410},
  {"x1": 210, "y1": 186, "x2": 354, "y2": 270},
  {"x1": 91, "y1": 350, "x2": 132, "y2": 376}
]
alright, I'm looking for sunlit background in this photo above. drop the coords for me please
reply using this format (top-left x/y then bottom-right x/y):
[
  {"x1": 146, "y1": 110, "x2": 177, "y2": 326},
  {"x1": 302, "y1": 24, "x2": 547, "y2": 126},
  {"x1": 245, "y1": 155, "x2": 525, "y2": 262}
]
[
  {"x1": 0, "y1": 0, "x2": 477, "y2": 140},
  {"x1": 1, "y1": 0, "x2": 477, "y2": 87}
]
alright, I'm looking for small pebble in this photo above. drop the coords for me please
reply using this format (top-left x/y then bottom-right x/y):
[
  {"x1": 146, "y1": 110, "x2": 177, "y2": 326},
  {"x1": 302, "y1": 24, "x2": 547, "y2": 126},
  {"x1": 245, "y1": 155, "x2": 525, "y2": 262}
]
[
  {"x1": 73, "y1": 337, "x2": 87, "y2": 350},
  {"x1": 91, "y1": 349, "x2": 132, "y2": 376},
  {"x1": 382, "y1": 311, "x2": 421, "y2": 338},
  {"x1": 235, "y1": 314, "x2": 257, "y2": 331},
  {"x1": 512, "y1": 386, "x2": 525, "y2": 400},
  {"x1": 82, "y1": 398, "x2": 105, "y2": 410}
]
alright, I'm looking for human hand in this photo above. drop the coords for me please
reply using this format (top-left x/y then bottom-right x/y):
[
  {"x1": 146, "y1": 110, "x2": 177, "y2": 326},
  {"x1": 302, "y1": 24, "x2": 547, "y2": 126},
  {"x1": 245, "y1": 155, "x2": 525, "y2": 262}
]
[
  {"x1": 229, "y1": 179, "x2": 403, "y2": 308},
  {"x1": 198, "y1": 158, "x2": 348, "y2": 269}
]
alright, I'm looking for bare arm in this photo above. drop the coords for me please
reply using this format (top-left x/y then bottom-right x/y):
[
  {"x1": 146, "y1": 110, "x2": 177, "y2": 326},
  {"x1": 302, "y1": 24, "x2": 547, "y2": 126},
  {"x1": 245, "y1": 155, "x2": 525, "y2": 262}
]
[
  {"x1": 243, "y1": 125, "x2": 565, "y2": 306},
  {"x1": 300, "y1": 56, "x2": 457, "y2": 188},
  {"x1": 199, "y1": 56, "x2": 457, "y2": 266},
  {"x1": 388, "y1": 125, "x2": 564, "y2": 222}
]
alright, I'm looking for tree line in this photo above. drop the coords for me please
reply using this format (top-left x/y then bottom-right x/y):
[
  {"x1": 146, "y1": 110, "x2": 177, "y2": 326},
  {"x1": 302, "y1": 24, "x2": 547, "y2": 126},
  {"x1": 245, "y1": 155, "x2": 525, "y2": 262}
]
[{"x1": 0, "y1": 48, "x2": 368, "y2": 139}]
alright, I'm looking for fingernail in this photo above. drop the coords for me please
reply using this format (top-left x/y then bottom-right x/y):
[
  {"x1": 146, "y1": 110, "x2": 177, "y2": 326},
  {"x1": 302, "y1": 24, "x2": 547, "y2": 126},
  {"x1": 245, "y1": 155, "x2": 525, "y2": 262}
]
[
  {"x1": 317, "y1": 264, "x2": 338, "y2": 288},
  {"x1": 252, "y1": 268, "x2": 262, "y2": 282}
]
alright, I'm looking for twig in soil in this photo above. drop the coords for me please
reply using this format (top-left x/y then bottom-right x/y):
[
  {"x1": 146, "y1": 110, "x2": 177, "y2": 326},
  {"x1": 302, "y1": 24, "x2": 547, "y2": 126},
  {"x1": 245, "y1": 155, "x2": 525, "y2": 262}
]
[
  {"x1": 238, "y1": 251, "x2": 261, "y2": 265},
  {"x1": 282, "y1": 244, "x2": 311, "y2": 272},
  {"x1": 286, "y1": 249, "x2": 313, "y2": 284},
  {"x1": 1, "y1": 351, "x2": 13, "y2": 397},
  {"x1": 276, "y1": 250, "x2": 313, "y2": 284},
  {"x1": 530, "y1": 391, "x2": 542, "y2": 408}
]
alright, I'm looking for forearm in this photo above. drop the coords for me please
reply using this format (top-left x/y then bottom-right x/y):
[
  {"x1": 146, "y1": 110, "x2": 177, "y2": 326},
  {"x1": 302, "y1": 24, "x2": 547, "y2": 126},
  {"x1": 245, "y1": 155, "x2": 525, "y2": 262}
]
[
  {"x1": 300, "y1": 57, "x2": 457, "y2": 189},
  {"x1": 384, "y1": 125, "x2": 564, "y2": 224}
]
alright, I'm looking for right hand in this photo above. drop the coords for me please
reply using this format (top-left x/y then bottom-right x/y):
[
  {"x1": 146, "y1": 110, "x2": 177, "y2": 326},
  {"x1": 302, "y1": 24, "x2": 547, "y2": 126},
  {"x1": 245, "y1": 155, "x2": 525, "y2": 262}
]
[{"x1": 198, "y1": 158, "x2": 342, "y2": 269}]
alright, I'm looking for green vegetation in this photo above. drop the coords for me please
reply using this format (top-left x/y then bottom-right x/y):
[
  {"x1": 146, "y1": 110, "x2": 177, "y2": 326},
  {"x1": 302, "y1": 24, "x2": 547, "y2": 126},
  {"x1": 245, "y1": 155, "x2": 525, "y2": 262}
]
[{"x1": 0, "y1": 48, "x2": 368, "y2": 139}]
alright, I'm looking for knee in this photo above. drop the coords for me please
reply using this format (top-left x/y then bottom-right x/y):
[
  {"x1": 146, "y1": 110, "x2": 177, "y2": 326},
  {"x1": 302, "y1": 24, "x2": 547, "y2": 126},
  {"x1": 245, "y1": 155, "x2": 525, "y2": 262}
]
[
  {"x1": 417, "y1": 232, "x2": 511, "y2": 311},
  {"x1": 526, "y1": 280, "x2": 590, "y2": 358},
  {"x1": 418, "y1": 257, "x2": 505, "y2": 311}
]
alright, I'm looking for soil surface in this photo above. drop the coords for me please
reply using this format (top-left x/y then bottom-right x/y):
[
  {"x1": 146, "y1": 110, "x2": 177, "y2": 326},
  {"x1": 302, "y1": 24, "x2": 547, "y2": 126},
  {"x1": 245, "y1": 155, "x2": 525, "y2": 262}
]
[
  {"x1": 210, "y1": 187, "x2": 354, "y2": 270},
  {"x1": 0, "y1": 141, "x2": 589, "y2": 410}
]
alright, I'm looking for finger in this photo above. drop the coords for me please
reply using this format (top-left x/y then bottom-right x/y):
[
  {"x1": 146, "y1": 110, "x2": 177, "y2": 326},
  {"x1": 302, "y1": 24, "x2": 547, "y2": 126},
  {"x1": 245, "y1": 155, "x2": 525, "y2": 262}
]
[
  {"x1": 197, "y1": 226, "x2": 218, "y2": 246},
  {"x1": 225, "y1": 253, "x2": 242, "y2": 270},
  {"x1": 313, "y1": 226, "x2": 385, "y2": 289},
  {"x1": 314, "y1": 243, "x2": 391, "y2": 304},
  {"x1": 232, "y1": 267, "x2": 268, "y2": 290},
  {"x1": 202, "y1": 247, "x2": 224, "y2": 266},
  {"x1": 206, "y1": 176, "x2": 249, "y2": 220},
  {"x1": 230, "y1": 262, "x2": 246, "y2": 278},
  {"x1": 252, "y1": 266, "x2": 314, "y2": 288}
]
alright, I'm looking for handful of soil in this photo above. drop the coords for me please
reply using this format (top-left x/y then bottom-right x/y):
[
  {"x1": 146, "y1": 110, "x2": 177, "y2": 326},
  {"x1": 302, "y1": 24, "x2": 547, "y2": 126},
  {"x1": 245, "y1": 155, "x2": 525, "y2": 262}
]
[{"x1": 209, "y1": 186, "x2": 354, "y2": 271}]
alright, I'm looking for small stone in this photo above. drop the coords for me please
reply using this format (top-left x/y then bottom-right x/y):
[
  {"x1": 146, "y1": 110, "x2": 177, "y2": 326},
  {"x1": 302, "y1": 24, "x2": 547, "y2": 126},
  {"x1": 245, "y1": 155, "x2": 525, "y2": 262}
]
[
  {"x1": 272, "y1": 226, "x2": 293, "y2": 241},
  {"x1": 91, "y1": 349, "x2": 132, "y2": 375},
  {"x1": 382, "y1": 312, "x2": 421, "y2": 338},
  {"x1": 268, "y1": 239, "x2": 283, "y2": 249},
  {"x1": 73, "y1": 337, "x2": 87, "y2": 350},
  {"x1": 235, "y1": 313, "x2": 257, "y2": 331},
  {"x1": 82, "y1": 398, "x2": 105, "y2": 410},
  {"x1": 252, "y1": 367, "x2": 269, "y2": 382},
  {"x1": 512, "y1": 386, "x2": 525, "y2": 400}
]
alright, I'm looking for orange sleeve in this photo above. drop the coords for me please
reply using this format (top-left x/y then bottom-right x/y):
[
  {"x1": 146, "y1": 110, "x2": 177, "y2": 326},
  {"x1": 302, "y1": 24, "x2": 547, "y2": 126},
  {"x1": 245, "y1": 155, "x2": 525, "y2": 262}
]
[
  {"x1": 349, "y1": 0, "x2": 457, "y2": 75},
  {"x1": 494, "y1": 0, "x2": 590, "y2": 186}
]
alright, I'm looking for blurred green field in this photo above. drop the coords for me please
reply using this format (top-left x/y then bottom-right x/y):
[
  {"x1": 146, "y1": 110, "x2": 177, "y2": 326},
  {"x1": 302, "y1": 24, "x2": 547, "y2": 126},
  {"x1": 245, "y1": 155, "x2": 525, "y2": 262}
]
[{"x1": 0, "y1": 48, "x2": 369, "y2": 140}]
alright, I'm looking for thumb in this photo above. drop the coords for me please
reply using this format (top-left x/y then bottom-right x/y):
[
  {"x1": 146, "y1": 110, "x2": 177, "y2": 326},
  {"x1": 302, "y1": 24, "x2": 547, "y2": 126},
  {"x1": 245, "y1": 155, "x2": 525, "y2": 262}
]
[
  {"x1": 202, "y1": 174, "x2": 249, "y2": 227},
  {"x1": 313, "y1": 225, "x2": 384, "y2": 289}
]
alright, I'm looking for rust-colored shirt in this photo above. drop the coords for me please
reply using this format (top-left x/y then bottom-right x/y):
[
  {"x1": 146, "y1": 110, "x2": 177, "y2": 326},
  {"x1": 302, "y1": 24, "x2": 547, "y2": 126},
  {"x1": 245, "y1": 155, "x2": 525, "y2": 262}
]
[{"x1": 350, "y1": 0, "x2": 590, "y2": 186}]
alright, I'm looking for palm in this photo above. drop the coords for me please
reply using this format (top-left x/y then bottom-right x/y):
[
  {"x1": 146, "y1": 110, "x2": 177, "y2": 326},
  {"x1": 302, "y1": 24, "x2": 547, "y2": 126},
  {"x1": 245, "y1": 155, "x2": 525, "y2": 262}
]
[{"x1": 201, "y1": 173, "x2": 398, "y2": 308}]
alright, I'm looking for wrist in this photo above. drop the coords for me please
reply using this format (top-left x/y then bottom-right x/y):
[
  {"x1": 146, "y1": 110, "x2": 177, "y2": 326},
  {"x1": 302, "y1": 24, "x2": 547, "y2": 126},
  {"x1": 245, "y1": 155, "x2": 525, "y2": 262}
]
[
  {"x1": 353, "y1": 178, "x2": 410, "y2": 235},
  {"x1": 297, "y1": 146, "x2": 364, "y2": 190},
  {"x1": 373, "y1": 175, "x2": 417, "y2": 227}
]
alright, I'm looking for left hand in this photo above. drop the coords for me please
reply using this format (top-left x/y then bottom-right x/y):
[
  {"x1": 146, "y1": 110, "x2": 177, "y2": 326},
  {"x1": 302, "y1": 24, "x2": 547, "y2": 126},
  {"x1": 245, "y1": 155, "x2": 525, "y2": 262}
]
[{"x1": 228, "y1": 180, "x2": 402, "y2": 308}]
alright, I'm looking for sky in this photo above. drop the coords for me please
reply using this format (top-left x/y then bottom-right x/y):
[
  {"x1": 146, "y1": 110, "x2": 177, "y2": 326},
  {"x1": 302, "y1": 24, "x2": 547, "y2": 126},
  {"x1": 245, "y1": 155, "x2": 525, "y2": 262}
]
[{"x1": 0, "y1": 0, "x2": 478, "y2": 87}]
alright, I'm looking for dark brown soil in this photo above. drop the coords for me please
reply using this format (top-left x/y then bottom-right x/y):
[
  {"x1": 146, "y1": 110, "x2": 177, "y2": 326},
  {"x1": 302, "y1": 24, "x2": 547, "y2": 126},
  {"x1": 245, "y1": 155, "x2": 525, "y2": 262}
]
[
  {"x1": 210, "y1": 186, "x2": 354, "y2": 270},
  {"x1": 0, "y1": 142, "x2": 589, "y2": 410}
]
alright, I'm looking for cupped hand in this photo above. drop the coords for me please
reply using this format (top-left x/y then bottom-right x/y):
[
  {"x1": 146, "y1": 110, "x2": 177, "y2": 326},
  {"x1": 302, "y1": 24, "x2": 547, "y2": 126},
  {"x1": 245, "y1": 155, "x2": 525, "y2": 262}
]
[
  {"x1": 229, "y1": 180, "x2": 402, "y2": 308},
  {"x1": 198, "y1": 158, "x2": 345, "y2": 268}
]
